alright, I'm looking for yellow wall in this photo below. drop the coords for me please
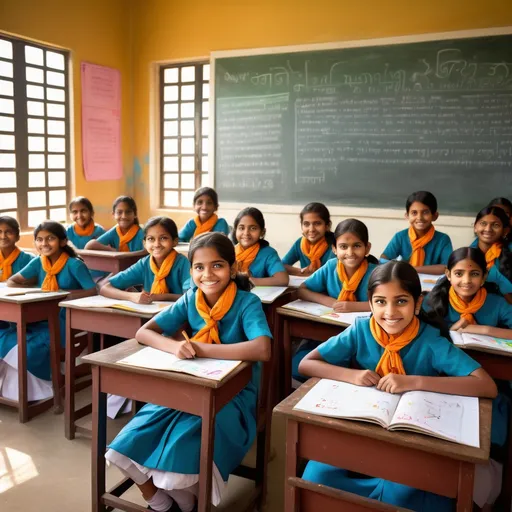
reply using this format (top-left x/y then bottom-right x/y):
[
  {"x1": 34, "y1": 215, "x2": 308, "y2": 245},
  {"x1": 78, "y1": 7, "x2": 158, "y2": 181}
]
[{"x1": 0, "y1": 0, "x2": 133, "y2": 236}]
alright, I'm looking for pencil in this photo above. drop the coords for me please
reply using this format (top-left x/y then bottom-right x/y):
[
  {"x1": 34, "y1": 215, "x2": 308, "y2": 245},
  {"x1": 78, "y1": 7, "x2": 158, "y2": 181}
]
[{"x1": 182, "y1": 330, "x2": 195, "y2": 358}]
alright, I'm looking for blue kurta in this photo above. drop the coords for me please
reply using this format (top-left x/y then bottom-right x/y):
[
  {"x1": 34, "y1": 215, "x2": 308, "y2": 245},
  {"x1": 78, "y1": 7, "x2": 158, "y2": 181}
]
[
  {"x1": 1, "y1": 249, "x2": 34, "y2": 278},
  {"x1": 303, "y1": 317, "x2": 480, "y2": 512},
  {"x1": 66, "y1": 223, "x2": 106, "y2": 249},
  {"x1": 382, "y1": 228, "x2": 453, "y2": 266},
  {"x1": 282, "y1": 237, "x2": 335, "y2": 268},
  {"x1": 108, "y1": 288, "x2": 271, "y2": 480},
  {"x1": 108, "y1": 253, "x2": 191, "y2": 294},
  {"x1": 178, "y1": 217, "x2": 230, "y2": 242},
  {"x1": 96, "y1": 225, "x2": 145, "y2": 251},
  {"x1": 0, "y1": 256, "x2": 96, "y2": 380},
  {"x1": 248, "y1": 244, "x2": 286, "y2": 278}
]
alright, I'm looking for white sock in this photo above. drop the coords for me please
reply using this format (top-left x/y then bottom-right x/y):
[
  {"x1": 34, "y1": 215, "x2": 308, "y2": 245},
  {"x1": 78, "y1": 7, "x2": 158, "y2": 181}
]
[
  {"x1": 166, "y1": 488, "x2": 196, "y2": 512},
  {"x1": 146, "y1": 489, "x2": 173, "y2": 511}
]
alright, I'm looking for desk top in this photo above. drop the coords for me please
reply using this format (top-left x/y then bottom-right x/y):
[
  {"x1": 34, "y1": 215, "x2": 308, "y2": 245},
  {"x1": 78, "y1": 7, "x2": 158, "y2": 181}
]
[
  {"x1": 277, "y1": 306, "x2": 350, "y2": 328},
  {"x1": 274, "y1": 378, "x2": 491, "y2": 464},
  {"x1": 82, "y1": 338, "x2": 252, "y2": 389},
  {"x1": 0, "y1": 290, "x2": 69, "y2": 304},
  {"x1": 76, "y1": 249, "x2": 147, "y2": 259},
  {"x1": 58, "y1": 301, "x2": 156, "y2": 319}
]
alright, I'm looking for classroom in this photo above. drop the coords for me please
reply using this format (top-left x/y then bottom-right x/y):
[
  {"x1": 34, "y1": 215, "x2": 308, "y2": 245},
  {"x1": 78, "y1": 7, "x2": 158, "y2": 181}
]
[{"x1": 1, "y1": 1, "x2": 512, "y2": 511}]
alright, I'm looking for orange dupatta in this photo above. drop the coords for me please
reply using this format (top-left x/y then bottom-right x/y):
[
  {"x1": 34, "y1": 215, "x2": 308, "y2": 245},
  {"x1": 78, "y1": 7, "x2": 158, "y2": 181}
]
[
  {"x1": 300, "y1": 237, "x2": 329, "y2": 272},
  {"x1": 0, "y1": 247, "x2": 21, "y2": 282},
  {"x1": 73, "y1": 222, "x2": 95, "y2": 237},
  {"x1": 192, "y1": 280, "x2": 237, "y2": 344},
  {"x1": 149, "y1": 250, "x2": 177, "y2": 294},
  {"x1": 448, "y1": 287, "x2": 487, "y2": 325},
  {"x1": 235, "y1": 243, "x2": 260, "y2": 273},
  {"x1": 193, "y1": 214, "x2": 218, "y2": 238},
  {"x1": 484, "y1": 243, "x2": 502, "y2": 270},
  {"x1": 370, "y1": 315, "x2": 420, "y2": 376},
  {"x1": 408, "y1": 225, "x2": 435, "y2": 267},
  {"x1": 337, "y1": 259, "x2": 368, "y2": 302},
  {"x1": 116, "y1": 224, "x2": 139, "y2": 252},
  {"x1": 41, "y1": 252, "x2": 69, "y2": 291}
]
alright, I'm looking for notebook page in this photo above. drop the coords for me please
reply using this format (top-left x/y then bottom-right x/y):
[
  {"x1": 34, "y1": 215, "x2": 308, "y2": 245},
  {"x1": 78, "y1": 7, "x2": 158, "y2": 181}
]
[
  {"x1": 283, "y1": 299, "x2": 332, "y2": 317},
  {"x1": 321, "y1": 311, "x2": 371, "y2": 325},
  {"x1": 462, "y1": 333, "x2": 512, "y2": 354},
  {"x1": 63, "y1": 295, "x2": 119, "y2": 308},
  {"x1": 0, "y1": 287, "x2": 46, "y2": 296},
  {"x1": 288, "y1": 276, "x2": 308, "y2": 287},
  {"x1": 251, "y1": 286, "x2": 288, "y2": 303},
  {"x1": 418, "y1": 273, "x2": 442, "y2": 292}
]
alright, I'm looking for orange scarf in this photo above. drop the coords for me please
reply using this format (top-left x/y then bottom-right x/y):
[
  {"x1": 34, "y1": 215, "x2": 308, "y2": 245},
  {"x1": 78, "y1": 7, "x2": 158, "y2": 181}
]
[
  {"x1": 300, "y1": 237, "x2": 329, "y2": 272},
  {"x1": 448, "y1": 287, "x2": 487, "y2": 325},
  {"x1": 370, "y1": 315, "x2": 420, "y2": 376},
  {"x1": 41, "y1": 252, "x2": 69, "y2": 291},
  {"x1": 337, "y1": 259, "x2": 368, "y2": 302},
  {"x1": 193, "y1": 214, "x2": 218, "y2": 238},
  {"x1": 73, "y1": 221, "x2": 95, "y2": 237},
  {"x1": 0, "y1": 247, "x2": 20, "y2": 282},
  {"x1": 235, "y1": 243, "x2": 260, "y2": 273},
  {"x1": 116, "y1": 224, "x2": 139, "y2": 252},
  {"x1": 149, "y1": 250, "x2": 177, "y2": 294},
  {"x1": 408, "y1": 225, "x2": 435, "y2": 267},
  {"x1": 484, "y1": 243, "x2": 502, "y2": 270},
  {"x1": 192, "y1": 280, "x2": 237, "y2": 344}
]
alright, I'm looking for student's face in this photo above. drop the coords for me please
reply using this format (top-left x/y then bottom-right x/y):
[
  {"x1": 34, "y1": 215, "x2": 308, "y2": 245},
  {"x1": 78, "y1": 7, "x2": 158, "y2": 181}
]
[
  {"x1": 301, "y1": 213, "x2": 329, "y2": 244},
  {"x1": 194, "y1": 194, "x2": 216, "y2": 222},
  {"x1": 70, "y1": 202, "x2": 92, "y2": 228},
  {"x1": 144, "y1": 224, "x2": 177, "y2": 261},
  {"x1": 0, "y1": 222, "x2": 19, "y2": 251},
  {"x1": 474, "y1": 214, "x2": 504, "y2": 246},
  {"x1": 236, "y1": 215, "x2": 263, "y2": 249},
  {"x1": 113, "y1": 202, "x2": 136, "y2": 230},
  {"x1": 370, "y1": 280, "x2": 416, "y2": 336},
  {"x1": 35, "y1": 229, "x2": 66, "y2": 258},
  {"x1": 191, "y1": 247, "x2": 234, "y2": 301},
  {"x1": 405, "y1": 201, "x2": 438, "y2": 235},
  {"x1": 333, "y1": 232, "x2": 370, "y2": 271},
  {"x1": 445, "y1": 259, "x2": 486, "y2": 302}
]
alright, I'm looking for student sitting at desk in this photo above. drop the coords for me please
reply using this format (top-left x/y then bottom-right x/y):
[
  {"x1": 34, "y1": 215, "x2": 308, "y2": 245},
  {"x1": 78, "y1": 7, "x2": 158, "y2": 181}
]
[
  {"x1": 178, "y1": 187, "x2": 229, "y2": 242},
  {"x1": 101, "y1": 216, "x2": 190, "y2": 303},
  {"x1": 282, "y1": 202, "x2": 335, "y2": 277},
  {"x1": 299, "y1": 261, "x2": 497, "y2": 512},
  {"x1": 381, "y1": 191, "x2": 452, "y2": 275},
  {"x1": 231, "y1": 207, "x2": 288, "y2": 287},
  {"x1": 0, "y1": 216, "x2": 34, "y2": 283},
  {"x1": 84, "y1": 195, "x2": 145, "y2": 253},
  {"x1": 0, "y1": 221, "x2": 96, "y2": 402},
  {"x1": 66, "y1": 196, "x2": 106, "y2": 249},
  {"x1": 105, "y1": 232, "x2": 271, "y2": 512}
]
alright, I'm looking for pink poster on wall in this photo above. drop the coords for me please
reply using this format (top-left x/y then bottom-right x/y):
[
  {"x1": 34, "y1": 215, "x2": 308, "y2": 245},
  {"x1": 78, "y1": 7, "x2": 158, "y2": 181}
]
[{"x1": 81, "y1": 62, "x2": 122, "y2": 181}]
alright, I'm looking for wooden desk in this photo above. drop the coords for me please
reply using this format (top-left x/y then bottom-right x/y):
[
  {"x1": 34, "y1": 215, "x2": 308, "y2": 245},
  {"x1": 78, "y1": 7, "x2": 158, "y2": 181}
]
[
  {"x1": 60, "y1": 302, "x2": 155, "y2": 440},
  {"x1": 83, "y1": 339, "x2": 253, "y2": 512},
  {"x1": 0, "y1": 291, "x2": 69, "y2": 422},
  {"x1": 76, "y1": 249, "x2": 146, "y2": 274},
  {"x1": 274, "y1": 378, "x2": 492, "y2": 512}
]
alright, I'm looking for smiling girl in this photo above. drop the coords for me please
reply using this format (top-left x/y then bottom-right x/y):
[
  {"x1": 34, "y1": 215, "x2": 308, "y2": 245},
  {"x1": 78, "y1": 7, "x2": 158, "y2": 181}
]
[
  {"x1": 0, "y1": 216, "x2": 34, "y2": 282},
  {"x1": 66, "y1": 196, "x2": 106, "y2": 249}
]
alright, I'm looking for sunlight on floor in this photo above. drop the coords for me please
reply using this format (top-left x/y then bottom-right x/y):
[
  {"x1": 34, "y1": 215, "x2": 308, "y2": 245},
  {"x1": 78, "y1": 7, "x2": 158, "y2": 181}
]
[{"x1": 0, "y1": 447, "x2": 39, "y2": 494}]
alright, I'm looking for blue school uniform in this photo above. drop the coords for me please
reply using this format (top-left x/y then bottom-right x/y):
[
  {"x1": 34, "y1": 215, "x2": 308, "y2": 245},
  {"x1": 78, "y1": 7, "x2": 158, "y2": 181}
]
[
  {"x1": 96, "y1": 225, "x2": 145, "y2": 251},
  {"x1": 303, "y1": 317, "x2": 480, "y2": 512},
  {"x1": 248, "y1": 244, "x2": 285, "y2": 278},
  {"x1": 178, "y1": 217, "x2": 230, "y2": 242},
  {"x1": 66, "y1": 223, "x2": 106, "y2": 249},
  {"x1": 4, "y1": 249, "x2": 34, "y2": 276},
  {"x1": 382, "y1": 228, "x2": 452, "y2": 266},
  {"x1": 282, "y1": 237, "x2": 335, "y2": 268},
  {"x1": 0, "y1": 256, "x2": 95, "y2": 381},
  {"x1": 108, "y1": 253, "x2": 190, "y2": 294},
  {"x1": 107, "y1": 287, "x2": 271, "y2": 480}
]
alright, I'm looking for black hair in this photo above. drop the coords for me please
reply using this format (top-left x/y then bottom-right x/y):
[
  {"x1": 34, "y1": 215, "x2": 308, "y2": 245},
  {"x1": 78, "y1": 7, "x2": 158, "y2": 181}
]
[
  {"x1": 0, "y1": 215, "x2": 20, "y2": 238},
  {"x1": 474, "y1": 206, "x2": 512, "y2": 280},
  {"x1": 34, "y1": 220, "x2": 79, "y2": 259},
  {"x1": 300, "y1": 202, "x2": 335, "y2": 245},
  {"x1": 69, "y1": 196, "x2": 94, "y2": 216},
  {"x1": 488, "y1": 197, "x2": 512, "y2": 215},
  {"x1": 230, "y1": 207, "x2": 269, "y2": 248},
  {"x1": 188, "y1": 232, "x2": 252, "y2": 291},
  {"x1": 333, "y1": 219, "x2": 378, "y2": 264},
  {"x1": 112, "y1": 196, "x2": 139, "y2": 225},
  {"x1": 406, "y1": 191, "x2": 438, "y2": 215},
  {"x1": 144, "y1": 216, "x2": 178, "y2": 239},
  {"x1": 193, "y1": 187, "x2": 219, "y2": 209}
]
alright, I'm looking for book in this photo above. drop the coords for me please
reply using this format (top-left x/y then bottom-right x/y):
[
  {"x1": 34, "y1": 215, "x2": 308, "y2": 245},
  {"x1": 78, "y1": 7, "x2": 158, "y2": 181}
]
[
  {"x1": 450, "y1": 331, "x2": 512, "y2": 356},
  {"x1": 0, "y1": 286, "x2": 54, "y2": 296},
  {"x1": 418, "y1": 273, "x2": 442, "y2": 292},
  {"x1": 117, "y1": 346, "x2": 242, "y2": 381},
  {"x1": 288, "y1": 275, "x2": 308, "y2": 287},
  {"x1": 283, "y1": 299, "x2": 370, "y2": 325},
  {"x1": 63, "y1": 295, "x2": 173, "y2": 314},
  {"x1": 251, "y1": 286, "x2": 288, "y2": 303},
  {"x1": 294, "y1": 379, "x2": 480, "y2": 447}
]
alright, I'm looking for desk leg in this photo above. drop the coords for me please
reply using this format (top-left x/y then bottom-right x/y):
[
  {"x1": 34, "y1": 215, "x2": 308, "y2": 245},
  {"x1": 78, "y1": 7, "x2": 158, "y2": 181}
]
[
  {"x1": 91, "y1": 365, "x2": 107, "y2": 512},
  {"x1": 456, "y1": 461, "x2": 474, "y2": 512},
  {"x1": 65, "y1": 308, "x2": 75, "y2": 440},
  {"x1": 48, "y1": 305, "x2": 63, "y2": 414},
  {"x1": 198, "y1": 391, "x2": 215, "y2": 512},
  {"x1": 283, "y1": 318, "x2": 292, "y2": 399},
  {"x1": 284, "y1": 419, "x2": 298, "y2": 512},
  {"x1": 16, "y1": 319, "x2": 28, "y2": 423}
]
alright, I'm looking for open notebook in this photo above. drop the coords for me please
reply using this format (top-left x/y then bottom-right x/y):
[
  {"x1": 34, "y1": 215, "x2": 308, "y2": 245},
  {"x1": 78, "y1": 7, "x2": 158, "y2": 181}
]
[
  {"x1": 0, "y1": 286, "x2": 54, "y2": 296},
  {"x1": 117, "y1": 346, "x2": 242, "y2": 381},
  {"x1": 251, "y1": 286, "x2": 288, "y2": 303},
  {"x1": 418, "y1": 273, "x2": 442, "y2": 292},
  {"x1": 450, "y1": 331, "x2": 512, "y2": 356},
  {"x1": 294, "y1": 379, "x2": 479, "y2": 447},
  {"x1": 63, "y1": 295, "x2": 173, "y2": 314},
  {"x1": 288, "y1": 275, "x2": 308, "y2": 287},
  {"x1": 283, "y1": 299, "x2": 371, "y2": 325}
]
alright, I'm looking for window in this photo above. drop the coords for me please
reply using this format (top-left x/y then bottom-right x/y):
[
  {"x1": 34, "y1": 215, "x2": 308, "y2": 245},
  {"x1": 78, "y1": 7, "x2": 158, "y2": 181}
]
[
  {"x1": 160, "y1": 62, "x2": 209, "y2": 208},
  {"x1": 0, "y1": 34, "x2": 70, "y2": 229}
]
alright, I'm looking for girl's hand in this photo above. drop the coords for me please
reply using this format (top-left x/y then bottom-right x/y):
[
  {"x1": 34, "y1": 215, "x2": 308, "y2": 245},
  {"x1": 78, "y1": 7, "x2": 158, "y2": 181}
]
[
  {"x1": 450, "y1": 317, "x2": 468, "y2": 331},
  {"x1": 136, "y1": 291, "x2": 153, "y2": 304},
  {"x1": 300, "y1": 267, "x2": 313, "y2": 276},
  {"x1": 458, "y1": 324, "x2": 490, "y2": 335},
  {"x1": 377, "y1": 374, "x2": 419, "y2": 394},
  {"x1": 353, "y1": 369, "x2": 380, "y2": 387},
  {"x1": 332, "y1": 301, "x2": 352, "y2": 313},
  {"x1": 174, "y1": 340, "x2": 196, "y2": 359}
]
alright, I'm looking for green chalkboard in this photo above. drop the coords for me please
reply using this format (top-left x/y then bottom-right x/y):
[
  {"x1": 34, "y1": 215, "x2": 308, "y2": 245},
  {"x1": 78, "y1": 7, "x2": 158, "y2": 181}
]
[{"x1": 214, "y1": 34, "x2": 512, "y2": 215}]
